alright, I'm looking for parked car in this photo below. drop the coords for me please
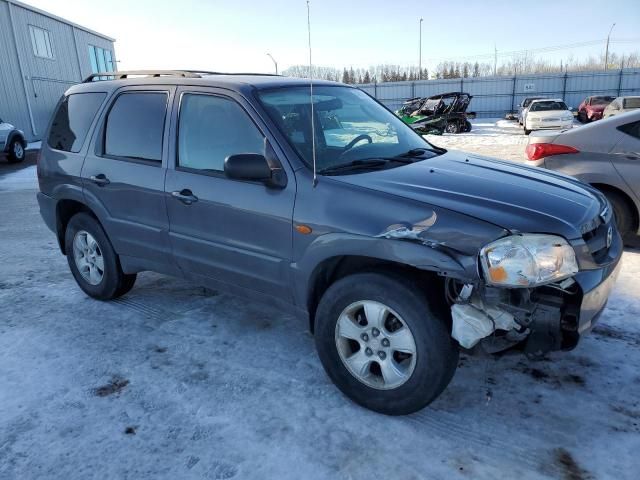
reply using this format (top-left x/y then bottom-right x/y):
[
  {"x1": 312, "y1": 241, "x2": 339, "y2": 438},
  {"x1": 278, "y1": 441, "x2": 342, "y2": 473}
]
[
  {"x1": 37, "y1": 70, "x2": 622, "y2": 415},
  {"x1": 517, "y1": 96, "x2": 546, "y2": 125},
  {"x1": 526, "y1": 110, "x2": 640, "y2": 241},
  {"x1": 577, "y1": 95, "x2": 615, "y2": 123},
  {"x1": 603, "y1": 96, "x2": 640, "y2": 118},
  {"x1": 0, "y1": 117, "x2": 27, "y2": 163},
  {"x1": 395, "y1": 92, "x2": 475, "y2": 134},
  {"x1": 524, "y1": 98, "x2": 574, "y2": 135}
]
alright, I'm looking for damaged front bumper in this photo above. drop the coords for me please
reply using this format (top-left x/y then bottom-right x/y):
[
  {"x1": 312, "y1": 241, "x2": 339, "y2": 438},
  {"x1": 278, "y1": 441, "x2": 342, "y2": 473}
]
[{"x1": 451, "y1": 229, "x2": 623, "y2": 358}]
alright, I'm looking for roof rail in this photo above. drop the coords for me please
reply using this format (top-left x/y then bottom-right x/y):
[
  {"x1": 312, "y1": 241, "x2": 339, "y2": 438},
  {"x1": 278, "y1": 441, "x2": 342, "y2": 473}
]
[
  {"x1": 83, "y1": 70, "x2": 204, "y2": 83},
  {"x1": 83, "y1": 69, "x2": 283, "y2": 83}
]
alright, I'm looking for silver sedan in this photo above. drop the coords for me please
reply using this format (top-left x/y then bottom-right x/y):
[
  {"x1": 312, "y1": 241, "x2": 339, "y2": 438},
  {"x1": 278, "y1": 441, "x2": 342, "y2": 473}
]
[{"x1": 526, "y1": 110, "x2": 640, "y2": 241}]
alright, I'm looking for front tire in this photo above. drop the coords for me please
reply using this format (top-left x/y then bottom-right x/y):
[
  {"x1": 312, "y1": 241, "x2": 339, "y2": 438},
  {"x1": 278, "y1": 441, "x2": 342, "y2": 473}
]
[
  {"x1": 445, "y1": 121, "x2": 460, "y2": 134},
  {"x1": 314, "y1": 272, "x2": 458, "y2": 415},
  {"x1": 7, "y1": 138, "x2": 25, "y2": 163},
  {"x1": 65, "y1": 213, "x2": 137, "y2": 300}
]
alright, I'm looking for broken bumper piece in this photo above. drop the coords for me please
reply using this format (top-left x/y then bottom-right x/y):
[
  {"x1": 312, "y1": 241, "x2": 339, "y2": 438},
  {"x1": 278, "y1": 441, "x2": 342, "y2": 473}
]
[{"x1": 450, "y1": 255, "x2": 622, "y2": 357}]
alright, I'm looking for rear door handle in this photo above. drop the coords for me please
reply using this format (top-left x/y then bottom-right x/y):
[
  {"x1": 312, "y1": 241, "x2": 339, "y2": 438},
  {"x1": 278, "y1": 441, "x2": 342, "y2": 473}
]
[
  {"x1": 89, "y1": 174, "x2": 110, "y2": 186},
  {"x1": 171, "y1": 189, "x2": 198, "y2": 205}
]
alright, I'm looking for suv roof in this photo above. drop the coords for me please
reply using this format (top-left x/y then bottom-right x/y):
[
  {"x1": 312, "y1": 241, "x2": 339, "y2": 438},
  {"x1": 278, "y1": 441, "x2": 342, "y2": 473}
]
[{"x1": 71, "y1": 69, "x2": 341, "y2": 96}]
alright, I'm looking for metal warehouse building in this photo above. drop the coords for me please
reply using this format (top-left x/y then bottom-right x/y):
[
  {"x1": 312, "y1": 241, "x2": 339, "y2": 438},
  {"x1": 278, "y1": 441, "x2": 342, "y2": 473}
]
[{"x1": 0, "y1": 0, "x2": 116, "y2": 141}]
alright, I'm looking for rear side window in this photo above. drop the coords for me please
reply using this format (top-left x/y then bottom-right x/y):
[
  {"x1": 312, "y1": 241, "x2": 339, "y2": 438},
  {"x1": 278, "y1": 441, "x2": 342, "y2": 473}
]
[
  {"x1": 48, "y1": 92, "x2": 106, "y2": 152},
  {"x1": 623, "y1": 98, "x2": 640, "y2": 109},
  {"x1": 617, "y1": 120, "x2": 640, "y2": 139},
  {"x1": 105, "y1": 92, "x2": 167, "y2": 161},
  {"x1": 177, "y1": 94, "x2": 264, "y2": 172}
]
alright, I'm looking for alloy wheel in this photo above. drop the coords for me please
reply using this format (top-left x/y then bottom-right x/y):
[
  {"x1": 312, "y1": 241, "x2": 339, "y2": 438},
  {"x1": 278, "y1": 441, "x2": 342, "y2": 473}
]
[
  {"x1": 335, "y1": 300, "x2": 417, "y2": 390},
  {"x1": 73, "y1": 230, "x2": 105, "y2": 285}
]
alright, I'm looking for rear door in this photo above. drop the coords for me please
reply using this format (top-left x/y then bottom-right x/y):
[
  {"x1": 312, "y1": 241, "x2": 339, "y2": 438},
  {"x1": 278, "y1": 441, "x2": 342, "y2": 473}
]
[
  {"x1": 611, "y1": 119, "x2": 640, "y2": 200},
  {"x1": 164, "y1": 87, "x2": 295, "y2": 299},
  {"x1": 82, "y1": 86, "x2": 178, "y2": 273}
]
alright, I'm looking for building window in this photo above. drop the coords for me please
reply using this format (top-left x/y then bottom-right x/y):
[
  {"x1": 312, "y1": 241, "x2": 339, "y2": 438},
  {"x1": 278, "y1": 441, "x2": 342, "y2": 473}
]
[
  {"x1": 88, "y1": 45, "x2": 114, "y2": 74},
  {"x1": 29, "y1": 25, "x2": 54, "y2": 59}
]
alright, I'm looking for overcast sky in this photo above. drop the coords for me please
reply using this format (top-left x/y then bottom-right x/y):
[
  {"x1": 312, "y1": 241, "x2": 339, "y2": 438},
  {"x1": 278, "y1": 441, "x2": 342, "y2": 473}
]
[{"x1": 24, "y1": 0, "x2": 640, "y2": 73}]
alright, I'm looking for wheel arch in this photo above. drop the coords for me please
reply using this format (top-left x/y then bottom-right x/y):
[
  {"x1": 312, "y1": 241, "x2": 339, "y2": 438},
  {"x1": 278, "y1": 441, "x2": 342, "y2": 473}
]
[
  {"x1": 304, "y1": 253, "x2": 452, "y2": 334},
  {"x1": 591, "y1": 182, "x2": 640, "y2": 234}
]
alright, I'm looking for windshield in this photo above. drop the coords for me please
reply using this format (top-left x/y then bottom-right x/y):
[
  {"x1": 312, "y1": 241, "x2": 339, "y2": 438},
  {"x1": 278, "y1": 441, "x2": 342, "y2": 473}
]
[
  {"x1": 623, "y1": 97, "x2": 640, "y2": 109},
  {"x1": 590, "y1": 96, "x2": 614, "y2": 106},
  {"x1": 257, "y1": 86, "x2": 439, "y2": 173},
  {"x1": 530, "y1": 101, "x2": 568, "y2": 112}
]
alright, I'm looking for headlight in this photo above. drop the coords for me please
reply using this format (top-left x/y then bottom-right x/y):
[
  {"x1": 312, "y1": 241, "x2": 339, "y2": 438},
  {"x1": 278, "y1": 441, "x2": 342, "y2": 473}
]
[{"x1": 479, "y1": 234, "x2": 578, "y2": 287}]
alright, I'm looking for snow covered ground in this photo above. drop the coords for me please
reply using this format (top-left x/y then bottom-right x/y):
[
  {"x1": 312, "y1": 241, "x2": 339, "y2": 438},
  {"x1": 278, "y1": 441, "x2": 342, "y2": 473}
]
[
  {"x1": 1, "y1": 121, "x2": 639, "y2": 479},
  {"x1": 425, "y1": 118, "x2": 580, "y2": 163}
]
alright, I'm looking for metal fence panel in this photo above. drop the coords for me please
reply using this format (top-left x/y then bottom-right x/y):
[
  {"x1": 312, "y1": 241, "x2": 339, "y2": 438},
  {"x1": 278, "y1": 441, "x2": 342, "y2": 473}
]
[{"x1": 359, "y1": 69, "x2": 640, "y2": 117}]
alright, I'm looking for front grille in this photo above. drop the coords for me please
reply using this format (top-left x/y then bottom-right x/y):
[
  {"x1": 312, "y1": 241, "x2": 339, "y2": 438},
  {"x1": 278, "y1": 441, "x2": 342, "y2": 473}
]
[{"x1": 582, "y1": 221, "x2": 611, "y2": 263}]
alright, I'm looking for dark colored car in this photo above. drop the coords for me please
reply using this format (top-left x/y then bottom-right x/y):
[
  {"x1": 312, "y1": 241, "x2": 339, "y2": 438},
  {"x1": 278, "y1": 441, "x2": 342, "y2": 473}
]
[
  {"x1": 37, "y1": 70, "x2": 622, "y2": 415},
  {"x1": 577, "y1": 96, "x2": 615, "y2": 123}
]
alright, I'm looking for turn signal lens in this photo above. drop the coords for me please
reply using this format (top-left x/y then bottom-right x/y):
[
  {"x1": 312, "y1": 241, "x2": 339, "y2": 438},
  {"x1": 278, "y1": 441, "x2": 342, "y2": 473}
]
[{"x1": 526, "y1": 143, "x2": 579, "y2": 161}]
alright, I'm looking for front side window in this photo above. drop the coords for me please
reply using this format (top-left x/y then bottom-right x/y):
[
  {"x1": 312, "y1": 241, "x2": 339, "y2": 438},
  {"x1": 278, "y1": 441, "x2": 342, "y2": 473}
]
[
  {"x1": 258, "y1": 86, "x2": 438, "y2": 173},
  {"x1": 29, "y1": 25, "x2": 53, "y2": 59},
  {"x1": 178, "y1": 94, "x2": 264, "y2": 172},
  {"x1": 48, "y1": 92, "x2": 106, "y2": 152},
  {"x1": 105, "y1": 92, "x2": 167, "y2": 161}
]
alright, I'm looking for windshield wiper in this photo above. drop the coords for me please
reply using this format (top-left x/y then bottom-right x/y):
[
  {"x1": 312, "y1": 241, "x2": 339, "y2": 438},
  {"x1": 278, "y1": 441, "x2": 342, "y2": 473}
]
[
  {"x1": 397, "y1": 146, "x2": 445, "y2": 157},
  {"x1": 318, "y1": 159, "x2": 391, "y2": 175}
]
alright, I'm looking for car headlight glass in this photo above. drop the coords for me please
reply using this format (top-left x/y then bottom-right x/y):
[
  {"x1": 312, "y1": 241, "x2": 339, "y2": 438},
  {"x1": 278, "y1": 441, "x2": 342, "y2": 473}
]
[{"x1": 479, "y1": 234, "x2": 578, "y2": 287}]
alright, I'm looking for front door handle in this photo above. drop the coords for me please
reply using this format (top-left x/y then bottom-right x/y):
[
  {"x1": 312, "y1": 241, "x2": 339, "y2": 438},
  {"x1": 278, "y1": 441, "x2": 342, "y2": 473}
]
[
  {"x1": 89, "y1": 174, "x2": 110, "y2": 186},
  {"x1": 171, "y1": 189, "x2": 198, "y2": 205}
]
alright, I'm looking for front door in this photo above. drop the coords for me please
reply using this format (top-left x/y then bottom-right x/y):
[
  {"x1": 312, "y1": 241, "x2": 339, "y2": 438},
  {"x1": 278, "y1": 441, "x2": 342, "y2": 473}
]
[
  {"x1": 82, "y1": 86, "x2": 176, "y2": 272},
  {"x1": 165, "y1": 88, "x2": 295, "y2": 299}
]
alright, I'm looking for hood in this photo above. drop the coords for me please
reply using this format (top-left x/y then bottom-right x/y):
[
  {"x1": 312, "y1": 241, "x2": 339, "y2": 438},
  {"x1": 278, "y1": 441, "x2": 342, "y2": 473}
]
[{"x1": 333, "y1": 151, "x2": 603, "y2": 240}]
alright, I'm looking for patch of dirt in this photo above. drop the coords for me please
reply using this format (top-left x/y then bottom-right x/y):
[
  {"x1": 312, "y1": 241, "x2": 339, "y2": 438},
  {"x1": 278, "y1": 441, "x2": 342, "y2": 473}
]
[
  {"x1": 553, "y1": 448, "x2": 592, "y2": 480},
  {"x1": 94, "y1": 376, "x2": 130, "y2": 397},
  {"x1": 563, "y1": 374, "x2": 585, "y2": 386},
  {"x1": 154, "y1": 346, "x2": 168, "y2": 353},
  {"x1": 528, "y1": 367, "x2": 549, "y2": 380},
  {"x1": 124, "y1": 426, "x2": 137, "y2": 435}
]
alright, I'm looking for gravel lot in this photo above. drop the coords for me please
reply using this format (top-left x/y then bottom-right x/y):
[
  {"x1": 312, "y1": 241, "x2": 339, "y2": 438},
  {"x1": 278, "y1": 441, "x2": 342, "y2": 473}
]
[{"x1": 1, "y1": 120, "x2": 639, "y2": 479}]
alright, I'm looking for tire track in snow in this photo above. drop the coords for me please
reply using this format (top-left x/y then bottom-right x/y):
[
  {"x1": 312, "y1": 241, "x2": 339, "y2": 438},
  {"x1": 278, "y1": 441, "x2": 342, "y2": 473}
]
[{"x1": 404, "y1": 408, "x2": 565, "y2": 476}]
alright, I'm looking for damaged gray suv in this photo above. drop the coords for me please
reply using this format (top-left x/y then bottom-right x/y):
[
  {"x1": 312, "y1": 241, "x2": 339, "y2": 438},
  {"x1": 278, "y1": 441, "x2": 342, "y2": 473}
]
[{"x1": 37, "y1": 70, "x2": 622, "y2": 415}]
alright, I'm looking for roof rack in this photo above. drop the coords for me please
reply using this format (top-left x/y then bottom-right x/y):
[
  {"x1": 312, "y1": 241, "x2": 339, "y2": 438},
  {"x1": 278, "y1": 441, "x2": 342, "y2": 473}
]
[
  {"x1": 83, "y1": 69, "x2": 282, "y2": 83},
  {"x1": 83, "y1": 70, "x2": 203, "y2": 83}
]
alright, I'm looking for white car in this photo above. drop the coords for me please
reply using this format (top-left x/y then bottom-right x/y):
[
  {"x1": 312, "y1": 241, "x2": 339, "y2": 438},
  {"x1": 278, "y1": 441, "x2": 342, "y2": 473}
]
[
  {"x1": 524, "y1": 99, "x2": 574, "y2": 135},
  {"x1": 603, "y1": 96, "x2": 640, "y2": 118},
  {"x1": 0, "y1": 117, "x2": 27, "y2": 163}
]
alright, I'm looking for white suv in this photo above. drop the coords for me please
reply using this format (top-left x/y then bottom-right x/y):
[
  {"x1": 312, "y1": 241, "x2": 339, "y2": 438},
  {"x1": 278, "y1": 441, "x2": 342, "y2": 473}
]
[
  {"x1": 524, "y1": 99, "x2": 574, "y2": 135},
  {"x1": 0, "y1": 118, "x2": 27, "y2": 163}
]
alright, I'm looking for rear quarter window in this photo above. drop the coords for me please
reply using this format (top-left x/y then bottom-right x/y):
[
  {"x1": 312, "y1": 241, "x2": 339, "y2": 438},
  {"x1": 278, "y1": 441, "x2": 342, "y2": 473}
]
[
  {"x1": 48, "y1": 92, "x2": 106, "y2": 152},
  {"x1": 617, "y1": 120, "x2": 640, "y2": 139}
]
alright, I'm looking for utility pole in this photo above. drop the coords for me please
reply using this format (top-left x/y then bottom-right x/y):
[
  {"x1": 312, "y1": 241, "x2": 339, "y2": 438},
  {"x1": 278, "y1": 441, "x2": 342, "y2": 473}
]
[
  {"x1": 604, "y1": 23, "x2": 616, "y2": 71},
  {"x1": 266, "y1": 53, "x2": 278, "y2": 75},
  {"x1": 419, "y1": 18, "x2": 423, "y2": 80},
  {"x1": 494, "y1": 44, "x2": 497, "y2": 76}
]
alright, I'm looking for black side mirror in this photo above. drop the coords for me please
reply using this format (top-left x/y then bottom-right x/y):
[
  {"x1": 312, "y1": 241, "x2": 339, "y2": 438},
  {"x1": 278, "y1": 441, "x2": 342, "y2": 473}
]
[{"x1": 224, "y1": 153, "x2": 286, "y2": 188}]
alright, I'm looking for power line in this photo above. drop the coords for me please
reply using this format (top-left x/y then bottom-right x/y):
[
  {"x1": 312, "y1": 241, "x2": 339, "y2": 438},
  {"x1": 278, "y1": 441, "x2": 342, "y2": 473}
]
[{"x1": 423, "y1": 37, "x2": 640, "y2": 63}]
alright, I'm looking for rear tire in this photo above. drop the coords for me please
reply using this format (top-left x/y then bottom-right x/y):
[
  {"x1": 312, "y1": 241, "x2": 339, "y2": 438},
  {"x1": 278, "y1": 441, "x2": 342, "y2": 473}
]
[
  {"x1": 463, "y1": 120, "x2": 472, "y2": 133},
  {"x1": 603, "y1": 190, "x2": 635, "y2": 240},
  {"x1": 7, "y1": 138, "x2": 25, "y2": 163},
  {"x1": 64, "y1": 212, "x2": 136, "y2": 300},
  {"x1": 314, "y1": 272, "x2": 458, "y2": 415}
]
